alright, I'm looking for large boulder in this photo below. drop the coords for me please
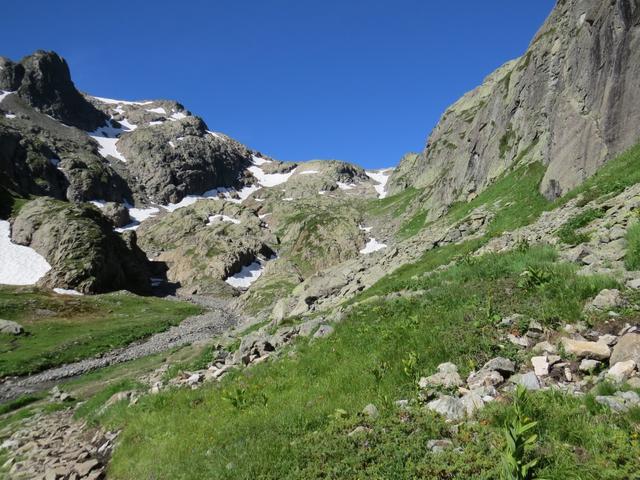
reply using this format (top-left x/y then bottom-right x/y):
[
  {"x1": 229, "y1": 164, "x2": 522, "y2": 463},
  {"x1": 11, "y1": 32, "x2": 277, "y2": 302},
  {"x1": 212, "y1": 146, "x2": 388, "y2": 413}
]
[
  {"x1": 561, "y1": 338, "x2": 611, "y2": 360},
  {"x1": 11, "y1": 197, "x2": 151, "y2": 294},
  {"x1": 610, "y1": 333, "x2": 640, "y2": 366},
  {"x1": 0, "y1": 319, "x2": 24, "y2": 335}
]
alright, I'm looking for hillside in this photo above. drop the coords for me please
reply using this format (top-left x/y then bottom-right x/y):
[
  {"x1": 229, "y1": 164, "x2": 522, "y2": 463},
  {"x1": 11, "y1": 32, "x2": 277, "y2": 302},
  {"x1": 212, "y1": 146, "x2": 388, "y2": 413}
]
[{"x1": 2, "y1": 1, "x2": 640, "y2": 479}]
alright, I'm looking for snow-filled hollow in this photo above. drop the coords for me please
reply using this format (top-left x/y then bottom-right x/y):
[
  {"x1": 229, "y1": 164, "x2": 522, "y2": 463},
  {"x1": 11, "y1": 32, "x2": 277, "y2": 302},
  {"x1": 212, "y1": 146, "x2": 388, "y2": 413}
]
[
  {"x1": 207, "y1": 214, "x2": 241, "y2": 225},
  {"x1": 224, "y1": 261, "x2": 265, "y2": 289},
  {"x1": 365, "y1": 169, "x2": 393, "y2": 199},
  {"x1": 360, "y1": 238, "x2": 387, "y2": 254},
  {"x1": 0, "y1": 220, "x2": 51, "y2": 285}
]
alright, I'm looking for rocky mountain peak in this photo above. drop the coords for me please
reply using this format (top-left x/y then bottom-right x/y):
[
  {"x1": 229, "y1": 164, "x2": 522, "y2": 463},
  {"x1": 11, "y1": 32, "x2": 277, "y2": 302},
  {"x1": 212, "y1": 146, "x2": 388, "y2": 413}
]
[{"x1": 1, "y1": 50, "x2": 106, "y2": 130}]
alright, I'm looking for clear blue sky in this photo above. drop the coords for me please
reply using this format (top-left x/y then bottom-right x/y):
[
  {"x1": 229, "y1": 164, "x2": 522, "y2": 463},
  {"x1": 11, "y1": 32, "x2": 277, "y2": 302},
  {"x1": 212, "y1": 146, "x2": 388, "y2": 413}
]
[{"x1": 2, "y1": 1, "x2": 556, "y2": 169}]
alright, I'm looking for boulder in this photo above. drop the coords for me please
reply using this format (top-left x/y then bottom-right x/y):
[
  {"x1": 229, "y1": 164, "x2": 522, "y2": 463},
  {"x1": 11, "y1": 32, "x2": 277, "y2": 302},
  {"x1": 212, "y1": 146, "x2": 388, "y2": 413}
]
[
  {"x1": 467, "y1": 369, "x2": 504, "y2": 390},
  {"x1": 586, "y1": 289, "x2": 624, "y2": 311},
  {"x1": 531, "y1": 356, "x2": 549, "y2": 376},
  {"x1": 313, "y1": 324, "x2": 334, "y2": 339},
  {"x1": 481, "y1": 357, "x2": 516, "y2": 375},
  {"x1": 418, "y1": 363, "x2": 463, "y2": 390},
  {"x1": 362, "y1": 404, "x2": 379, "y2": 419},
  {"x1": 606, "y1": 361, "x2": 636, "y2": 383},
  {"x1": 561, "y1": 338, "x2": 611, "y2": 360},
  {"x1": 426, "y1": 439, "x2": 454, "y2": 453},
  {"x1": 101, "y1": 202, "x2": 131, "y2": 228},
  {"x1": 579, "y1": 359, "x2": 601, "y2": 373},
  {"x1": 610, "y1": 333, "x2": 640, "y2": 366},
  {"x1": 0, "y1": 319, "x2": 24, "y2": 335},
  {"x1": 511, "y1": 372, "x2": 540, "y2": 391},
  {"x1": 426, "y1": 396, "x2": 465, "y2": 421}
]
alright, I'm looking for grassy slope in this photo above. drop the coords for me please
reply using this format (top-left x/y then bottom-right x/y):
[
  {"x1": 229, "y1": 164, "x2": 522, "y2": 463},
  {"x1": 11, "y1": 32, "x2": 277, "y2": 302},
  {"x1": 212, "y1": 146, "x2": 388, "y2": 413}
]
[
  {"x1": 0, "y1": 287, "x2": 200, "y2": 377},
  {"x1": 31, "y1": 145, "x2": 640, "y2": 478},
  {"x1": 96, "y1": 246, "x2": 638, "y2": 479}
]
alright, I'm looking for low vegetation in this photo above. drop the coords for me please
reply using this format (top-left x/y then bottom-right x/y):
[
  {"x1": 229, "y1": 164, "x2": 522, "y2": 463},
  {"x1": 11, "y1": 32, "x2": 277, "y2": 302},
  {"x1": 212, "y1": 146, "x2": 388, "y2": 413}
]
[
  {"x1": 0, "y1": 287, "x2": 200, "y2": 377},
  {"x1": 87, "y1": 245, "x2": 637, "y2": 479},
  {"x1": 556, "y1": 208, "x2": 605, "y2": 245},
  {"x1": 625, "y1": 222, "x2": 640, "y2": 270}
]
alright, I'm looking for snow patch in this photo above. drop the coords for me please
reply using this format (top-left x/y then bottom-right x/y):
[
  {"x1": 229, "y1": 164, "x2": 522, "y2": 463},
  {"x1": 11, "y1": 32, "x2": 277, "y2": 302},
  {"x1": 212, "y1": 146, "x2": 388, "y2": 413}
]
[
  {"x1": 92, "y1": 96, "x2": 152, "y2": 106},
  {"x1": 0, "y1": 90, "x2": 15, "y2": 103},
  {"x1": 299, "y1": 170, "x2": 319, "y2": 175},
  {"x1": 53, "y1": 288, "x2": 83, "y2": 296},
  {"x1": 224, "y1": 260, "x2": 265, "y2": 289},
  {"x1": 207, "y1": 214, "x2": 241, "y2": 225},
  {"x1": 248, "y1": 165, "x2": 296, "y2": 187},
  {"x1": 170, "y1": 112, "x2": 187, "y2": 121},
  {"x1": 5, "y1": 113, "x2": 16, "y2": 119},
  {"x1": 337, "y1": 181, "x2": 356, "y2": 190},
  {"x1": 168, "y1": 141, "x2": 176, "y2": 148},
  {"x1": 365, "y1": 169, "x2": 393, "y2": 199},
  {"x1": 0, "y1": 220, "x2": 51, "y2": 285},
  {"x1": 359, "y1": 225, "x2": 373, "y2": 233},
  {"x1": 88, "y1": 121, "x2": 133, "y2": 163},
  {"x1": 147, "y1": 107, "x2": 167, "y2": 115},
  {"x1": 282, "y1": 197, "x2": 294, "y2": 202},
  {"x1": 360, "y1": 238, "x2": 387, "y2": 254},
  {"x1": 149, "y1": 121, "x2": 164, "y2": 126},
  {"x1": 251, "y1": 155, "x2": 271, "y2": 166}
]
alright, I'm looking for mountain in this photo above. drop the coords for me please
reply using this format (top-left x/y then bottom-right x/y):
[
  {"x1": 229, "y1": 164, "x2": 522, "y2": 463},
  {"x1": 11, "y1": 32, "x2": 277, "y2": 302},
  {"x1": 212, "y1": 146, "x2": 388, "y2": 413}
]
[
  {"x1": 388, "y1": 0, "x2": 640, "y2": 218},
  {"x1": 2, "y1": 1, "x2": 640, "y2": 478}
]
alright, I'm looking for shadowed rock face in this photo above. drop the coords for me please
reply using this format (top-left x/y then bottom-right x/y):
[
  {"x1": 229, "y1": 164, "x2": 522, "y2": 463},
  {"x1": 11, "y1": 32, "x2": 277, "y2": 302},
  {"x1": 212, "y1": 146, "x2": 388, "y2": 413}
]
[
  {"x1": 389, "y1": 0, "x2": 640, "y2": 218},
  {"x1": 0, "y1": 51, "x2": 107, "y2": 131},
  {"x1": 11, "y1": 197, "x2": 151, "y2": 294}
]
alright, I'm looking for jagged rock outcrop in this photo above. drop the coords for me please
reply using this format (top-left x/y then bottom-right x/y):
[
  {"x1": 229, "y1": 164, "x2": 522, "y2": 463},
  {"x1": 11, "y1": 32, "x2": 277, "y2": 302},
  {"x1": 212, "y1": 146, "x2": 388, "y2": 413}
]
[
  {"x1": 0, "y1": 51, "x2": 107, "y2": 130},
  {"x1": 389, "y1": 0, "x2": 640, "y2": 218},
  {"x1": 116, "y1": 116, "x2": 254, "y2": 204},
  {"x1": 10, "y1": 197, "x2": 151, "y2": 294}
]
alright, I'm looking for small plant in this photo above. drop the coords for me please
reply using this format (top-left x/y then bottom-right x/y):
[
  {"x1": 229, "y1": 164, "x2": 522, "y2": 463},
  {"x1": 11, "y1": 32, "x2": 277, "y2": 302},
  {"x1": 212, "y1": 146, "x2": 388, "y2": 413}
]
[
  {"x1": 500, "y1": 386, "x2": 544, "y2": 480},
  {"x1": 402, "y1": 351, "x2": 420, "y2": 383},
  {"x1": 371, "y1": 360, "x2": 390, "y2": 384},
  {"x1": 515, "y1": 238, "x2": 531, "y2": 253},
  {"x1": 556, "y1": 208, "x2": 604, "y2": 245},
  {"x1": 518, "y1": 266, "x2": 552, "y2": 290},
  {"x1": 222, "y1": 387, "x2": 268, "y2": 410}
]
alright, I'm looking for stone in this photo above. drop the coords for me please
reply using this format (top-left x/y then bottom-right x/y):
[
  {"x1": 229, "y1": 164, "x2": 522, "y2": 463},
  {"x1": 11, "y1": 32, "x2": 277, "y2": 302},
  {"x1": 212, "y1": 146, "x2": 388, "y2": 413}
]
[
  {"x1": 606, "y1": 360, "x2": 636, "y2": 383},
  {"x1": 499, "y1": 314, "x2": 524, "y2": 327},
  {"x1": 627, "y1": 377, "x2": 640, "y2": 389},
  {"x1": 532, "y1": 341, "x2": 556, "y2": 354},
  {"x1": 0, "y1": 319, "x2": 24, "y2": 335},
  {"x1": 579, "y1": 359, "x2": 601, "y2": 373},
  {"x1": 616, "y1": 390, "x2": 640, "y2": 407},
  {"x1": 348, "y1": 426, "x2": 372, "y2": 437},
  {"x1": 74, "y1": 459, "x2": 99, "y2": 477},
  {"x1": 394, "y1": 399, "x2": 410, "y2": 409},
  {"x1": 586, "y1": 289, "x2": 624, "y2": 311},
  {"x1": 426, "y1": 439, "x2": 454, "y2": 453},
  {"x1": 418, "y1": 363, "x2": 463, "y2": 389},
  {"x1": 103, "y1": 391, "x2": 133, "y2": 410},
  {"x1": 597, "y1": 334, "x2": 618, "y2": 346},
  {"x1": 186, "y1": 373, "x2": 202, "y2": 385},
  {"x1": 511, "y1": 372, "x2": 540, "y2": 391},
  {"x1": 595, "y1": 395, "x2": 627, "y2": 412},
  {"x1": 531, "y1": 356, "x2": 549, "y2": 376},
  {"x1": 507, "y1": 334, "x2": 530, "y2": 348},
  {"x1": 362, "y1": 404, "x2": 379, "y2": 419},
  {"x1": 313, "y1": 324, "x2": 334, "y2": 339},
  {"x1": 460, "y1": 391, "x2": 485, "y2": 417},
  {"x1": 610, "y1": 333, "x2": 640, "y2": 366},
  {"x1": 481, "y1": 357, "x2": 516, "y2": 375},
  {"x1": 426, "y1": 396, "x2": 465, "y2": 421},
  {"x1": 561, "y1": 338, "x2": 611, "y2": 360},
  {"x1": 467, "y1": 369, "x2": 504, "y2": 390},
  {"x1": 626, "y1": 278, "x2": 640, "y2": 290}
]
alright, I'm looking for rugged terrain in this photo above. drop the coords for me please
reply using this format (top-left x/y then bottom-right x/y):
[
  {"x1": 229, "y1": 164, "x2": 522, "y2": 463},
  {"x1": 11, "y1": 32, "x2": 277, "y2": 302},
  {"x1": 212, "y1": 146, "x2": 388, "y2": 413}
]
[{"x1": 1, "y1": 0, "x2": 640, "y2": 479}]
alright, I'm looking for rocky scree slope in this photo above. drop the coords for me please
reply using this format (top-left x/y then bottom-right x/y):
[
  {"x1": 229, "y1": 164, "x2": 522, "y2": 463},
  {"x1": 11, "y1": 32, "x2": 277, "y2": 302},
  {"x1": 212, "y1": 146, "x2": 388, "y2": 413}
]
[{"x1": 389, "y1": 0, "x2": 640, "y2": 217}]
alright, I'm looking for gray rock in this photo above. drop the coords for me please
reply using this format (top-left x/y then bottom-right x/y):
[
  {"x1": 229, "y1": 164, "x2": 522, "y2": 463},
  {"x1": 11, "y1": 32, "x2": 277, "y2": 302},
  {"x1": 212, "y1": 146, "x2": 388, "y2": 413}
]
[
  {"x1": 610, "y1": 333, "x2": 640, "y2": 366},
  {"x1": 627, "y1": 278, "x2": 640, "y2": 290},
  {"x1": 481, "y1": 357, "x2": 516, "y2": 375},
  {"x1": 460, "y1": 391, "x2": 485, "y2": 417},
  {"x1": 388, "y1": 0, "x2": 640, "y2": 213},
  {"x1": 426, "y1": 396, "x2": 465, "y2": 421},
  {"x1": 511, "y1": 372, "x2": 540, "y2": 391},
  {"x1": 101, "y1": 202, "x2": 131, "y2": 228},
  {"x1": 313, "y1": 324, "x2": 335, "y2": 339},
  {"x1": 426, "y1": 439, "x2": 454, "y2": 453},
  {"x1": 561, "y1": 338, "x2": 611, "y2": 360},
  {"x1": 579, "y1": 359, "x2": 601, "y2": 373},
  {"x1": 418, "y1": 363, "x2": 463, "y2": 389},
  {"x1": 362, "y1": 403, "x2": 379, "y2": 419},
  {"x1": 606, "y1": 361, "x2": 636, "y2": 383},
  {"x1": 0, "y1": 319, "x2": 24, "y2": 335},
  {"x1": 595, "y1": 395, "x2": 627, "y2": 412},
  {"x1": 587, "y1": 289, "x2": 625, "y2": 311},
  {"x1": 467, "y1": 369, "x2": 504, "y2": 390}
]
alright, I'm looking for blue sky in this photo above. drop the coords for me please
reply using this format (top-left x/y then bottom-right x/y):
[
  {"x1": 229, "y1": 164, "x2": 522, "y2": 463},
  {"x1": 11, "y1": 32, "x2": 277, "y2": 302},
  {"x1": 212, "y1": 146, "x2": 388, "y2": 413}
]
[{"x1": 2, "y1": 1, "x2": 555, "y2": 169}]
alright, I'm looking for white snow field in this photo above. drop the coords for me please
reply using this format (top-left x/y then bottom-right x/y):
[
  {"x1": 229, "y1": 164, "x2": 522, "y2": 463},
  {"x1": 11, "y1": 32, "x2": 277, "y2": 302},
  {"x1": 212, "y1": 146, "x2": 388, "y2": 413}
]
[
  {"x1": 360, "y1": 238, "x2": 387, "y2": 254},
  {"x1": 88, "y1": 121, "x2": 133, "y2": 163},
  {"x1": 365, "y1": 168, "x2": 394, "y2": 199},
  {"x1": 0, "y1": 220, "x2": 51, "y2": 285},
  {"x1": 224, "y1": 260, "x2": 265, "y2": 288},
  {"x1": 92, "y1": 96, "x2": 152, "y2": 106},
  {"x1": 53, "y1": 288, "x2": 83, "y2": 296},
  {"x1": 0, "y1": 90, "x2": 15, "y2": 103}
]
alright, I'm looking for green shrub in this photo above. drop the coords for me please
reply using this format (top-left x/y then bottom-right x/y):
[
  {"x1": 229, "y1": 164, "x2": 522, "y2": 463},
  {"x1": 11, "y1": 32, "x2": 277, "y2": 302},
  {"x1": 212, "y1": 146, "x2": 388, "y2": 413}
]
[{"x1": 624, "y1": 222, "x2": 640, "y2": 270}]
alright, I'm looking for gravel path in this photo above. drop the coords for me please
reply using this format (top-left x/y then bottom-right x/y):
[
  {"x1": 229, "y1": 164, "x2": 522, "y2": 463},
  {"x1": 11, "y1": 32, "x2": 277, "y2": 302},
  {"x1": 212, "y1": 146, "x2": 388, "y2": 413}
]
[{"x1": 0, "y1": 298, "x2": 242, "y2": 402}]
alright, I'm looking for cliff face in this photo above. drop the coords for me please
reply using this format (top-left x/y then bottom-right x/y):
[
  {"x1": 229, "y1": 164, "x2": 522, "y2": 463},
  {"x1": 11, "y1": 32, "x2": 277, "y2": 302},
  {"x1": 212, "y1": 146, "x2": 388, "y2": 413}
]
[{"x1": 388, "y1": 0, "x2": 640, "y2": 217}]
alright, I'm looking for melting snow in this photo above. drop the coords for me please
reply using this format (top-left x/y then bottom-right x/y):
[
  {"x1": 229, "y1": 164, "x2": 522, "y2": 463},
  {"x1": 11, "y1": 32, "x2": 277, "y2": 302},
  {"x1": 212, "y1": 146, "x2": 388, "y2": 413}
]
[
  {"x1": 92, "y1": 96, "x2": 152, "y2": 106},
  {"x1": 251, "y1": 155, "x2": 271, "y2": 166},
  {"x1": 0, "y1": 90, "x2": 15, "y2": 103},
  {"x1": 283, "y1": 197, "x2": 294, "y2": 201},
  {"x1": 365, "y1": 169, "x2": 393, "y2": 199},
  {"x1": 337, "y1": 182, "x2": 356, "y2": 190},
  {"x1": 149, "y1": 121, "x2": 164, "y2": 126},
  {"x1": 0, "y1": 220, "x2": 51, "y2": 285},
  {"x1": 170, "y1": 112, "x2": 187, "y2": 121},
  {"x1": 318, "y1": 191, "x2": 326, "y2": 195},
  {"x1": 359, "y1": 225, "x2": 373, "y2": 233},
  {"x1": 299, "y1": 170, "x2": 319, "y2": 175},
  {"x1": 88, "y1": 121, "x2": 133, "y2": 163},
  {"x1": 5, "y1": 113, "x2": 16, "y2": 119},
  {"x1": 147, "y1": 107, "x2": 167, "y2": 115},
  {"x1": 207, "y1": 214, "x2": 241, "y2": 225},
  {"x1": 248, "y1": 161, "x2": 296, "y2": 187},
  {"x1": 168, "y1": 141, "x2": 176, "y2": 148},
  {"x1": 53, "y1": 288, "x2": 83, "y2": 296},
  {"x1": 360, "y1": 238, "x2": 387, "y2": 254},
  {"x1": 224, "y1": 260, "x2": 266, "y2": 289}
]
